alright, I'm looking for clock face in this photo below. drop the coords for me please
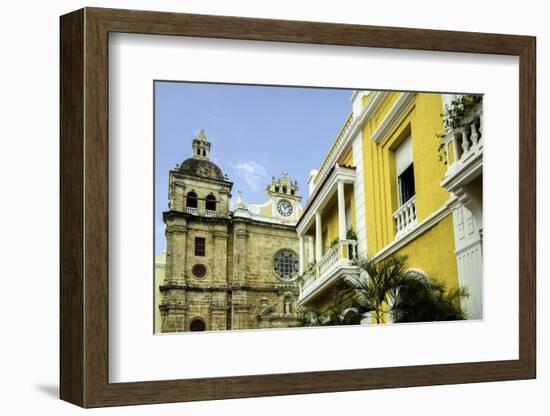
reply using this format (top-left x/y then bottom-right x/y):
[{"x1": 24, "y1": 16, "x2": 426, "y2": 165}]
[{"x1": 277, "y1": 199, "x2": 293, "y2": 217}]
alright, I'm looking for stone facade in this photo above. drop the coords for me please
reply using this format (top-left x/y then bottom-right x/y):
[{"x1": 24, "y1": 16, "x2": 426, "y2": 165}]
[{"x1": 158, "y1": 130, "x2": 303, "y2": 332}]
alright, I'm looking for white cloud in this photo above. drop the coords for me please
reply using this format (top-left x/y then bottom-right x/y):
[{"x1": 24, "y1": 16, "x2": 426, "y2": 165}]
[{"x1": 233, "y1": 161, "x2": 269, "y2": 191}]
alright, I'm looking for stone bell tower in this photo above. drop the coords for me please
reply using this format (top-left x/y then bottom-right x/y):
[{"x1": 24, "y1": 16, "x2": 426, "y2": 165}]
[{"x1": 160, "y1": 129, "x2": 233, "y2": 332}]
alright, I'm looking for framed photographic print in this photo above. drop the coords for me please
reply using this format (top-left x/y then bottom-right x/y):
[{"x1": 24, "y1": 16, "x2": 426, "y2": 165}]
[{"x1": 60, "y1": 7, "x2": 536, "y2": 408}]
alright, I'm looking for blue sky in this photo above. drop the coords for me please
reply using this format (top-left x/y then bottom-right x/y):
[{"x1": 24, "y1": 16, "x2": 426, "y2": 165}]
[{"x1": 155, "y1": 81, "x2": 353, "y2": 254}]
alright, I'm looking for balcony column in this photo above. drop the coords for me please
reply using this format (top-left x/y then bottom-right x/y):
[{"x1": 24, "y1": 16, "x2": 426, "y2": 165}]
[
  {"x1": 315, "y1": 211, "x2": 322, "y2": 262},
  {"x1": 299, "y1": 235, "x2": 305, "y2": 273},
  {"x1": 307, "y1": 236, "x2": 315, "y2": 265},
  {"x1": 337, "y1": 180, "x2": 347, "y2": 241}
]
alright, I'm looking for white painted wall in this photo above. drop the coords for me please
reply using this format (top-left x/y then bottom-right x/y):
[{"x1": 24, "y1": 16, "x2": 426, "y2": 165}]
[
  {"x1": 0, "y1": 1, "x2": 546, "y2": 415},
  {"x1": 452, "y1": 204, "x2": 483, "y2": 319}
]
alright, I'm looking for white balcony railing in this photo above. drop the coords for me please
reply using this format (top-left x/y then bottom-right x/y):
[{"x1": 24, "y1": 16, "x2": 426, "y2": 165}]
[
  {"x1": 205, "y1": 209, "x2": 216, "y2": 217},
  {"x1": 441, "y1": 104, "x2": 483, "y2": 199},
  {"x1": 302, "y1": 269, "x2": 316, "y2": 292},
  {"x1": 299, "y1": 240, "x2": 358, "y2": 305},
  {"x1": 318, "y1": 244, "x2": 339, "y2": 278},
  {"x1": 185, "y1": 206, "x2": 198, "y2": 215},
  {"x1": 393, "y1": 196, "x2": 417, "y2": 238},
  {"x1": 445, "y1": 104, "x2": 483, "y2": 171}
]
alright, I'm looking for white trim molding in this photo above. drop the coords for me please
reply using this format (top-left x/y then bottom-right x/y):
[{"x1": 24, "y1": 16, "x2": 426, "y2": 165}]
[
  {"x1": 351, "y1": 130, "x2": 368, "y2": 257},
  {"x1": 370, "y1": 198, "x2": 455, "y2": 262},
  {"x1": 371, "y1": 92, "x2": 416, "y2": 143},
  {"x1": 310, "y1": 90, "x2": 389, "y2": 196}
]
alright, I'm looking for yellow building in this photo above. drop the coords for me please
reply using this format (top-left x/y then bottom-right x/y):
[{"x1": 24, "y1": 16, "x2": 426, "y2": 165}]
[{"x1": 296, "y1": 91, "x2": 483, "y2": 321}]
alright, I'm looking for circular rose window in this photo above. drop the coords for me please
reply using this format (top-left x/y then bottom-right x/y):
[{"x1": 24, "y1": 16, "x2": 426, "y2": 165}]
[
  {"x1": 192, "y1": 264, "x2": 207, "y2": 278},
  {"x1": 272, "y1": 249, "x2": 299, "y2": 281}
]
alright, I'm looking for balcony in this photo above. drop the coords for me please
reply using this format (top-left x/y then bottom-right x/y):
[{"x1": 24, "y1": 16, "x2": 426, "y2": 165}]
[
  {"x1": 441, "y1": 104, "x2": 483, "y2": 194},
  {"x1": 205, "y1": 209, "x2": 216, "y2": 217},
  {"x1": 393, "y1": 196, "x2": 417, "y2": 238},
  {"x1": 298, "y1": 239, "x2": 359, "y2": 306},
  {"x1": 185, "y1": 206, "x2": 198, "y2": 215}
]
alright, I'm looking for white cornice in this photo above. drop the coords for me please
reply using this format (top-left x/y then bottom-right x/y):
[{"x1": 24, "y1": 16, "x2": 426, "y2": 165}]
[
  {"x1": 440, "y1": 150, "x2": 483, "y2": 193},
  {"x1": 370, "y1": 199, "x2": 454, "y2": 263},
  {"x1": 309, "y1": 91, "x2": 389, "y2": 198},
  {"x1": 371, "y1": 92, "x2": 416, "y2": 144},
  {"x1": 298, "y1": 264, "x2": 359, "y2": 306},
  {"x1": 297, "y1": 166, "x2": 356, "y2": 235},
  {"x1": 233, "y1": 208, "x2": 297, "y2": 227}
]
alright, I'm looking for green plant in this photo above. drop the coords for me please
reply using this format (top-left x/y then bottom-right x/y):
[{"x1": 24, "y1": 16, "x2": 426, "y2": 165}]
[
  {"x1": 297, "y1": 288, "x2": 362, "y2": 327},
  {"x1": 346, "y1": 228, "x2": 357, "y2": 240},
  {"x1": 343, "y1": 255, "x2": 468, "y2": 324},
  {"x1": 294, "y1": 262, "x2": 316, "y2": 283},
  {"x1": 392, "y1": 277, "x2": 468, "y2": 323},
  {"x1": 329, "y1": 238, "x2": 339, "y2": 249},
  {"x1": 436, "y1": 94, "x2": 483, "y2": 164},
  {"x1": 344, "y1": 255, "x2": 412, "y2": 323}
]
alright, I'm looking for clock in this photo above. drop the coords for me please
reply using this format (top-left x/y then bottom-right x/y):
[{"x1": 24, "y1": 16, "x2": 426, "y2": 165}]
[{"x1": 277, "y1": 199, "x2": 293, "y2": 217}]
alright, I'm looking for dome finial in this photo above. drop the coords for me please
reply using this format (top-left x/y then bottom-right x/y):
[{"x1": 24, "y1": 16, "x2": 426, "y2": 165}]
[
  {"x1": 196, "y1": 128, "x2": 208, "y2": 142},
  {"x1": 192, "y1": 128, "x2": 211, "y2": 160}
]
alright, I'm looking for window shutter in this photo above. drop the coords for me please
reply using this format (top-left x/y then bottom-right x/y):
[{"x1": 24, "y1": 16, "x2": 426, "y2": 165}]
[{"x1": 395, "y1": 136, "x2": 413, "y2": 176}]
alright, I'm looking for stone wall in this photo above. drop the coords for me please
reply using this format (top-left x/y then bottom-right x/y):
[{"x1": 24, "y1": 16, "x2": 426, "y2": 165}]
[{"x1": 159, "y1": 215, "x2": 302, "y2": 332}]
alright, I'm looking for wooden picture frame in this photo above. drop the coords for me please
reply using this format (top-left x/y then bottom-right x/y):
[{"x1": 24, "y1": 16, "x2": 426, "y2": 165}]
[{"x1": 60, "y1": 7, "x2": 536, "y2": 408}]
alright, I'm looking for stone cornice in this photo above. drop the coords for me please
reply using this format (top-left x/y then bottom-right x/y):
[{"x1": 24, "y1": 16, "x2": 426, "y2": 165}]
[
  {"x1": 209, "y1": 302, "x2": 229, "y2": 311},
  {"x1": 257, "y1": 313, "x2": 302, "y2": 321},
  {"x1": 159, "y1": 284, "x2": 186, "y2": 292},
  {"x1": 163, "y1": 210, "x2": 231, "y2": 224},
  {"x1": 158, "y1": 302, "x2": 187, "y2": 311},
  {"x1": 161, "y1": 283, "x2": 299, "y2": 294},
  {"x1": 213, "y1": 231, "x2": 229, "y2": 239},
  {"x1": 170, "y1": 170, "x2": 233, "y2": 188},
  {"x1": 165, "y1": 224, "x2": 188, "y2": 234},
  {"x1": 231, "y1": 214, "x2": 297, "y2": 231}
]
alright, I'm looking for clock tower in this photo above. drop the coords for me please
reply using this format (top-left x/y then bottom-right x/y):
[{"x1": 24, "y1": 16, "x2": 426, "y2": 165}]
[
  {"x1": 267, "y1": 172, "x2": 302, "y2": 221},
  {"x1": 241, "y1": 172, "x2": 302, "y2": 223}
]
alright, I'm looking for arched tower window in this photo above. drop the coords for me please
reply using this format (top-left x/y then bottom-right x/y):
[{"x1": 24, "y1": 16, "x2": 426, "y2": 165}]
[
  {"x1": 282, "y1": 186, "x2": 287, "y2": 194},
  {"x1": 186, "y1": 191, "x2": 198, "y2": 208},
  {"x1": 189, "y1": 318, "x2": 206, "y2": 332},
  {"x1": 205, "y1": 194, "x2": 216, "y2": 211}
]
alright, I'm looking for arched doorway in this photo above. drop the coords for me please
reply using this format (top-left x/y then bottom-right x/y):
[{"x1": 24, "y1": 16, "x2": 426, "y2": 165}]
[{"x1": 189, "y1": 318, "x2": 206, "y2": 332}]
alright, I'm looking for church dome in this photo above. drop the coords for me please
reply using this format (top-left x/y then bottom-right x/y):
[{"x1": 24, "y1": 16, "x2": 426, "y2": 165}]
[{"x1": 178, "y1": 157, "x2": 225, "y2": 181}]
